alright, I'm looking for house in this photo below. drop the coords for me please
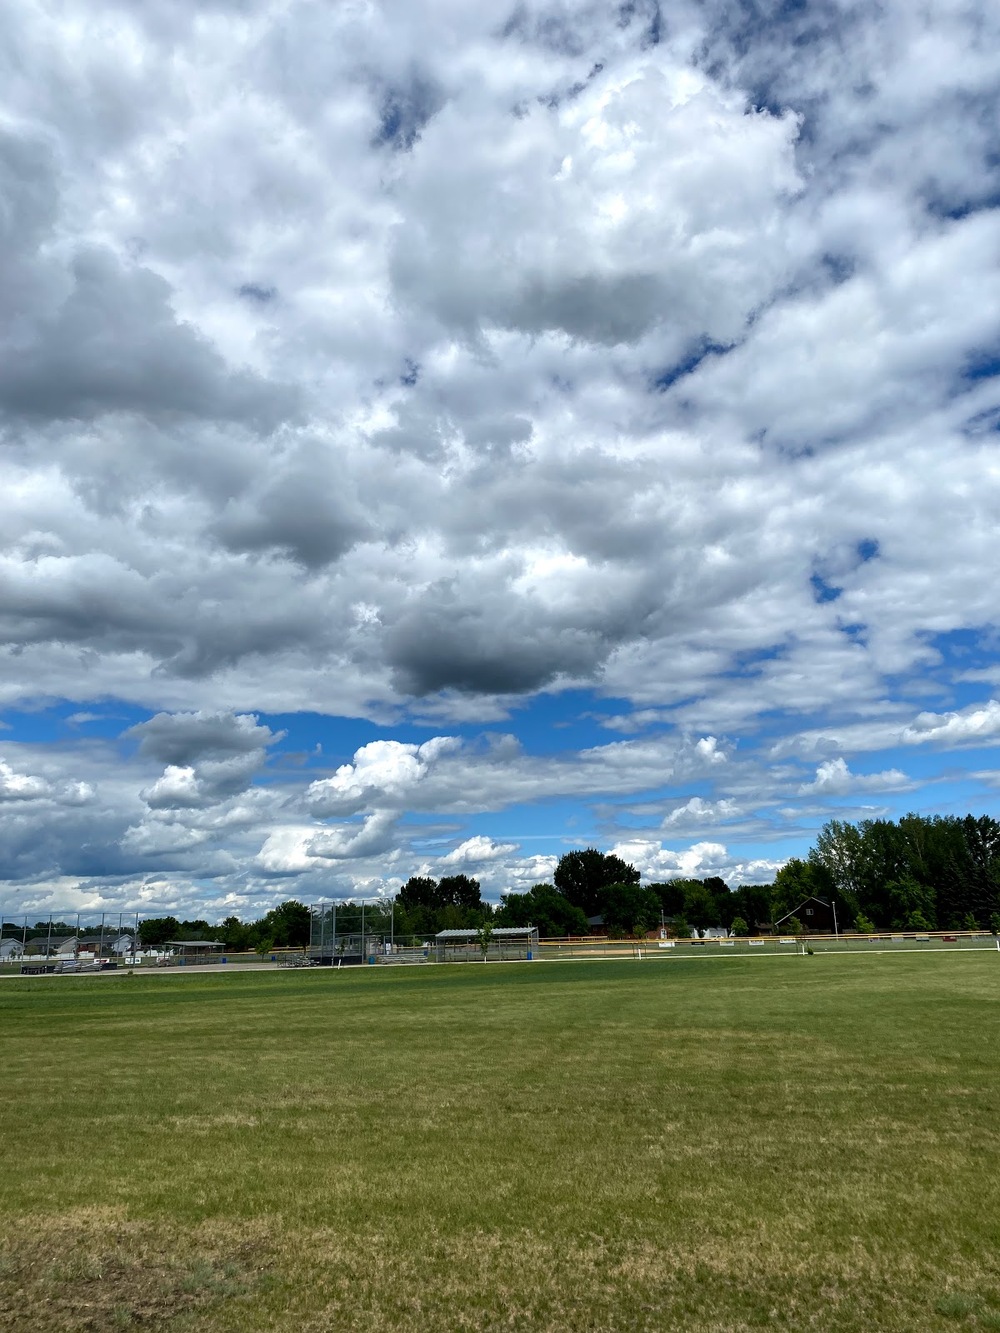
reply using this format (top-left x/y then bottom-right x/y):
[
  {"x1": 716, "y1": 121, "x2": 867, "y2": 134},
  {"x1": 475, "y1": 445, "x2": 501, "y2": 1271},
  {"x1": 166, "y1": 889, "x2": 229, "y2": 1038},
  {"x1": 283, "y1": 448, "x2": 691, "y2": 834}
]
[
  {"x1": 76, "y1": 932, "x2": 135, "y2": 957},
  {"x1": 0, "y1": 938, "x2": 24, "y2": 961},
  {"x1": 774, "y1": 897, "x2": 839, "y2": 934},
  {"x1": 24, "y1": 936, "x2": 79, "y2": 957}
]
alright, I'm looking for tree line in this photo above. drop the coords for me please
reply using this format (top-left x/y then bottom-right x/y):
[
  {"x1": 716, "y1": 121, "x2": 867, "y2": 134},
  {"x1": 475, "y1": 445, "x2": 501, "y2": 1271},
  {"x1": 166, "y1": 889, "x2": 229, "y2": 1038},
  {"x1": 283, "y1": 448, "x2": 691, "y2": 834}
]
[
  {"x1": 11, "y1": 812, "x2": 999, "y2": 949},
  {"x1": 456, "y1": 817, "x2": 1000, "y2": 938},
  {"x1": 789, "y1": 813, "x2": 1000, "y2": 933},
  {"x1": 495, "y1": 848, "x2": 768, "y2": 938}
]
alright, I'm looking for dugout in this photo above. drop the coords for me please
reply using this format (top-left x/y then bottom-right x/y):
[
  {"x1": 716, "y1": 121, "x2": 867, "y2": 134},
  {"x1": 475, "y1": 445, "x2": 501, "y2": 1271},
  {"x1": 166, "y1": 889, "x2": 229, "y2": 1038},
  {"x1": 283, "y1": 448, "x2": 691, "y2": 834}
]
[
  {"x1": 166, "y1": 940, "x2": 226, "y2": 966},
  {"x1": 435, "y1": 926, "x2": 539, "y2": 963}
]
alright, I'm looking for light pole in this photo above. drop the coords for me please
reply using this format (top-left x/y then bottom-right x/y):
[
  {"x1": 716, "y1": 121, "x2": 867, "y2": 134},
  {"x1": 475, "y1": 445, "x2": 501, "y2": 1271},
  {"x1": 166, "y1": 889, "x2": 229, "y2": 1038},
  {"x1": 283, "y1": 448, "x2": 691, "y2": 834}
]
[{"x1": 832, "y1": 900, "x2": 839, "y2": 940}]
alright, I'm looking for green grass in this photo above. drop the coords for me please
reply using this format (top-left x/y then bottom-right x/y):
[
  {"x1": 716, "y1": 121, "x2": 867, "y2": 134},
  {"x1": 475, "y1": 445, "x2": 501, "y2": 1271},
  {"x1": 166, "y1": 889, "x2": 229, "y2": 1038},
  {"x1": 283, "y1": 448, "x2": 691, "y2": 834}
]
[{"x1": 2, "y1": 952, "x2": 1000, "y2": 1330}]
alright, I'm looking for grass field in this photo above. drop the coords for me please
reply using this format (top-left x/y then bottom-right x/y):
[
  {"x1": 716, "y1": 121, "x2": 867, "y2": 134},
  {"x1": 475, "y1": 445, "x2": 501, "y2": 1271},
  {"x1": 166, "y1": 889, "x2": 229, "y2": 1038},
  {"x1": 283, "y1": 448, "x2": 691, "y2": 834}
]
[{"x1": 2, "y1": 953, "x2": 1000, "y2": 1331}]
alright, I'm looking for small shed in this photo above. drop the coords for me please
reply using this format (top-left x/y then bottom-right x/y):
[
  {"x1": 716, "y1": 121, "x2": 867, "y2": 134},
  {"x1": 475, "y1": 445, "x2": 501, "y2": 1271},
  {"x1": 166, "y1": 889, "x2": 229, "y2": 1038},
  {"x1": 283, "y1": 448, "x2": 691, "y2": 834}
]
[{"x1": 434, "y1": 926, "x2": 538, "y2": 963}]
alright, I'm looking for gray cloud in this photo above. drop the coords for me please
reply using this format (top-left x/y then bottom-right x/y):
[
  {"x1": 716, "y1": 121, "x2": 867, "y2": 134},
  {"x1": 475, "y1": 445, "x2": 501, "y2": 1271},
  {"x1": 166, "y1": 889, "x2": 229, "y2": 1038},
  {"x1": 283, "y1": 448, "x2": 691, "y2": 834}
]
[
  {"x1": 211, "y1": 443, "x2": 371, "y2": 567},
  {"x1": 0, "y1": 247, "x2": 298, "y2": 428},
  {"x1": 125, "y1": 711, "x2": 283, "y2": 764}
]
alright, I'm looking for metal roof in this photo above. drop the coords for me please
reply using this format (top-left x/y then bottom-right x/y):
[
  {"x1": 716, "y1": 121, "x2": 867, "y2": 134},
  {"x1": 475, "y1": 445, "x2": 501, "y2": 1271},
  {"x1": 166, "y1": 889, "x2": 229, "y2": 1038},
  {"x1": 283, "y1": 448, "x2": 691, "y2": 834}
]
[{"x1": 435, "y1": 927, "x2": 536, "y2": 939}]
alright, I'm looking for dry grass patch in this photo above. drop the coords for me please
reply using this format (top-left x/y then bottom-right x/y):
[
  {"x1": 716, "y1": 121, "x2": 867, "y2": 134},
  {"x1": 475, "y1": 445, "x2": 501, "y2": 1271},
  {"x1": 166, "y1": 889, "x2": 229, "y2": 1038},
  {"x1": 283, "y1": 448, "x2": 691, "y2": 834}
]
[{"x1": 0, "y1": 1210, "x2": 277, "y2": 1332}]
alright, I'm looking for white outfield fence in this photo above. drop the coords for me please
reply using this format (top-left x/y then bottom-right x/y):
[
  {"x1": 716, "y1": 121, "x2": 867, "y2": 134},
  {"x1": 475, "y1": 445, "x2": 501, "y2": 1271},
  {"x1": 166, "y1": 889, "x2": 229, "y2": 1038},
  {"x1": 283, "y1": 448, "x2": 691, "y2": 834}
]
[{"x1": 534, "y1": 931, "x2": 1000, "y2": 963}]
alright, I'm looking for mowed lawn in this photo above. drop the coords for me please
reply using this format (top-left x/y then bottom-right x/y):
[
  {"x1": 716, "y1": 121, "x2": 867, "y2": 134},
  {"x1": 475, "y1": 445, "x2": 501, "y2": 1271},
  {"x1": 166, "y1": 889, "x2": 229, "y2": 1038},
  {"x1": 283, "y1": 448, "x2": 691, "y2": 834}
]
[{"x1": 2, "y1": 954, "x2": 1000, "y2": 1331}]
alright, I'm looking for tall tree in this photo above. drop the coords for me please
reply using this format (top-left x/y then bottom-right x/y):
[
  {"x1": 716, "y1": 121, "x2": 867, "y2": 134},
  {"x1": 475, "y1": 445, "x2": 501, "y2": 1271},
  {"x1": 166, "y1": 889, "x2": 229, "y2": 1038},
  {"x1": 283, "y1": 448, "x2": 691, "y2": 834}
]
[
  {"x1": 601, "y1": 883, "x2": 661, "y2": 935},
  {"x1": 137, "y1": 916, "x2": 180, "y2": 950},
  {"x1": 554, "y1": 849, "x2": 639, "y2": 916},
  {"x1": 813, "y1": 820, "x2": 866, "y2": 900},
  {"x1": 960, "y1": 815, "x2": 1000, "y2": 926},
  {"x1": 682, "y1": 883, "x2": 720, "y2": 930},
  {"x1": 437, "y1": 875, "x2": 482, "y2": 910},
  {"x1": 496, "y1": 884, "x2": 588, "y2": 938},
  {"x1": 258, "y1": 900, "x2": 310, "y2": 948},
  {"x1": 398, "y1": 877, "x2": 440, "y2": 911},
  {"x1": 648, "y1": 881, "x2": 687, "y2": 917}
]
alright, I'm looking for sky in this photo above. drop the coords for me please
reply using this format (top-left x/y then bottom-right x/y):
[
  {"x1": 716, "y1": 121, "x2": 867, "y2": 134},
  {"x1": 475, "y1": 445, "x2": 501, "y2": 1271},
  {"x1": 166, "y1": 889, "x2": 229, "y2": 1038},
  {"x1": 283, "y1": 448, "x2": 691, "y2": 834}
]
[{"x1": 1, "y1": 0, "x2": 999, "y2": 921}]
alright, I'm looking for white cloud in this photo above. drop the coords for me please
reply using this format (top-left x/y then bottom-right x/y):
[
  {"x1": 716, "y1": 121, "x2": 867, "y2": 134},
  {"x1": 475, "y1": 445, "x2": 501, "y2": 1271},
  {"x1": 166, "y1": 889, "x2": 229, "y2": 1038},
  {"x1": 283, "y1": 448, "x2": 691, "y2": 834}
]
[
  {"x1": 0, "y1": 759, "x2": 49, "y2": 801},
  {"x1": 306, "y1": 737, "x2": 459, "y2": 815},
  {"x1": 439, "y1": 836, "x2": 519, "y2": 866},
  {"x1": 609, "y1": 838, "x2": 783, "y2": 885},
  {"x1": 798, "y1": 758, "x2": 911, "y2": 796},
  {"x1": 902, "y1": 700, "x2": 1000, "y2": 747},
  {"x1": 141, "y1": 765, "x2": 202, "y2": 809},
  {"x1": 777, "y1": 699, "x2": 1000, "y2": 758},
  {"x1": 661, "y1": 796, "x2": 738, "y2": 828}
]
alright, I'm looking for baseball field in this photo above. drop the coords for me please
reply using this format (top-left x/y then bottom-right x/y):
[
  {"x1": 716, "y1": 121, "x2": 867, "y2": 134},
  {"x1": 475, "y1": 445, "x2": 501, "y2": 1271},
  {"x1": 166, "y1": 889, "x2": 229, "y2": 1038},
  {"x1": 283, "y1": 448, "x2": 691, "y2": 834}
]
[{"x1": 1, "y1": 951, "x2": 998, "y2": 1331}]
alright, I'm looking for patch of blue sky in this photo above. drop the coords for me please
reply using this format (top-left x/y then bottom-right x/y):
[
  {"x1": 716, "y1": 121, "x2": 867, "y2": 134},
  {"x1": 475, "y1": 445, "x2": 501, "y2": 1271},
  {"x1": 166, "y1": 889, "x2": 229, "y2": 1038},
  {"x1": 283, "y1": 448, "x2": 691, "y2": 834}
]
[
  {"x1": 271, "y1": 710, "x2": 487, "y2": 762},
  {"x1": 728, "y1": 641, "x2": 789, "y2": 674},
  {"x1": 810, "y1": 572, "x2": 842, "y2": 603},
  {"x1": 454, "y1": 799, "x2": 604, "y2": 845},
  {"x1": 963, "y1": 343, "x2": 1000, "y2": 383},
  {"x1": 920, "y1": 625, "x2": 997, "y2": 664},
  {"x1": 479, "y1": 687, "x2": 638, "y2": 753},
  {"x1": 0, "y1": 699, "x2": 151, "y2": 745},
  {"x1": 257, "y1": 711, "x2": 422, "y2": 769},
  {"x1": 651, "y1": 338, "x2": 731, "y2": 392}
]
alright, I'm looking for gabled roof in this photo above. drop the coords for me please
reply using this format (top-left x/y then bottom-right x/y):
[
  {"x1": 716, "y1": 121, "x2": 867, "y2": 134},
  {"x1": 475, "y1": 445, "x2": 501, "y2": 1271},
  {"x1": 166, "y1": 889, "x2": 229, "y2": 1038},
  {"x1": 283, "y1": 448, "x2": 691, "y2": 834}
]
[
  {"x1": 25, "y1": 935, "x2": 78, "y2": 953},
  {"x1": 774, "y1": 897, "x2": 831, "y2": 926}
]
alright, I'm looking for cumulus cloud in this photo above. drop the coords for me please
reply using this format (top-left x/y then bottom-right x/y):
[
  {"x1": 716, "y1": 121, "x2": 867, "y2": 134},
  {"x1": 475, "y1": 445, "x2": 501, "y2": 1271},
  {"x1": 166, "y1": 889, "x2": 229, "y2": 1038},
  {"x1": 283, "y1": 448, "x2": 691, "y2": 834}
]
[
  {"x1": 776, "y1": 699, "x2": 1000, "y2": 758},
  {"x1": 126, "y1": 711, "x2": 283, "y2": 764},
  {"x1": 609, "y1": 839, "x2": 783, "y2": 885},
  {"x1": 661, "y1": 796, "x2": 738, "y2": 829},
  {"x1": 257, "y1": 811, "x2": 399, "y2": 874},
  {"x1": 0, "y1": 759, "x2": 49, "y2": 802},
  {"x1": 306, "y1": 738, "x2": 460, "y2": 815},
  {"x1": 0, "y1": 757, "x2": 94, "y2": 806},
  {"x1": 439, "y1": 836, "x2": 519, "y2": 866},
  {"x1": 798, "y1": 758, "x2": 911, "y2": 796},
  {"x1": 141, "y1": 765, "x2": 202, "y2": 810},
  {"x1": 391, "y1": 61, "x2": 799, "y2": 348},
  {"x1": 902, "y1": 700, "x2": 1000, "y2": 748}
]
